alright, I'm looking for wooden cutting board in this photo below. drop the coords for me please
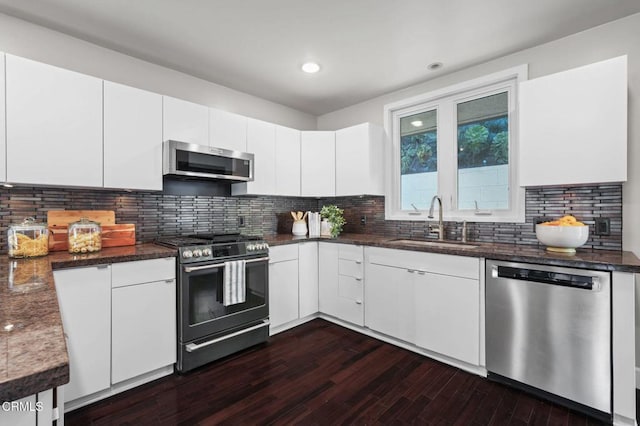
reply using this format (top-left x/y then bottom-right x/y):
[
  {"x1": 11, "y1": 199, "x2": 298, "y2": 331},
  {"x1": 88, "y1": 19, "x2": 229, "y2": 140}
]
[
  {"x1": 46, "y1": 210, "x2": 135, "y2": 251},
  {"x1": 47, "y1": 210, "x2": 116, "y2": 226}
]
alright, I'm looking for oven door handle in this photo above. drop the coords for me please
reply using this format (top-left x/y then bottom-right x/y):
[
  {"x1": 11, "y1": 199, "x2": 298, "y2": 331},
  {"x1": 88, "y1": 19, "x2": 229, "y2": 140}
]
[
  {"x1": 185, "y1": 319, "x2": 270, "y2": 352},
  {"x1": 183, "y1": 256, "x2": 270, "y2": 273}
]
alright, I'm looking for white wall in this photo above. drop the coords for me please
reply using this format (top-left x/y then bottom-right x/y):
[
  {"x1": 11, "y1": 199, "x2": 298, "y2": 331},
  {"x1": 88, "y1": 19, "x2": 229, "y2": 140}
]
[
  {"x1": 319, "y1": 13, "x2": 640, "y2": 370},
  {"x1": 0, "y1": 13, "x2": 316, "y2": 130}
]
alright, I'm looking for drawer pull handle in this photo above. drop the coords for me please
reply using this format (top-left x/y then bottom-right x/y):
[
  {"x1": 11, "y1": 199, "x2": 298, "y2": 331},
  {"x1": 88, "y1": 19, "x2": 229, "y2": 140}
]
[
  {"x1": 355, "y1": 300, "x2": 362, "y2": 305},
  {"x1": 355, "y1": 260, "x2": 362, "y2": 265},
  {"x1": 355, "y1": 277, "x2": 363, "y2": 281}
]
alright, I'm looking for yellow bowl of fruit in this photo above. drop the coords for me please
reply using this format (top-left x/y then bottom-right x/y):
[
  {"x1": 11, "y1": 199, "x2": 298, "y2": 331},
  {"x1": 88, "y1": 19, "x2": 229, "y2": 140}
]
[{"x1": 535, "y1": 215, "x2": 589, "y2": 253}]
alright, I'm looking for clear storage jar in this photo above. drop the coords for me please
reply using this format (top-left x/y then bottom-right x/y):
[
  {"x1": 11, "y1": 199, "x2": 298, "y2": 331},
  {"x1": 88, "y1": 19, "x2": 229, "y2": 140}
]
[
  {"x1": 68, "y1": 218, "x2": 102, "y2": 254},
  {"x1": 7, "y1": 217, "x2": 50, "y2": 258}
]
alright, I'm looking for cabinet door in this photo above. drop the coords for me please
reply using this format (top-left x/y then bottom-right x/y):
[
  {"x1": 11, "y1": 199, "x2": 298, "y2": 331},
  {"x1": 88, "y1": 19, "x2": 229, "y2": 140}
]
[
  {"x1": 6, "y1": 55, "x2": 103, "y2": 187},
  {"x1": 104, "y1": 81, "x2": 163, "y2": 190},
  {"x1": 318, "y1": 243, "x2": 339, "y2": 317},
  {"x1": 301, "y1": 131, "x2": 335, "y2": 197},
  {"x1": 335, "y1": 123, "x2": 384, "y2": 196},
  {"x1": 298, "y1": 242, "x2": 318, "y2": 317},
  {"x1": 53, "y1": 265, "x2": 111, "y2": 402},
  {"x1": 365, "y1": 263, "x2": 415, "y2": 343},
  {"x1": 269, "y1": 259, "x2": 299, "y2": 328},
  {"x1": 112, "y1": 279, "x2": 177, "y2": 384},
  {"x1": 163, "y1": 96, "x2": 209, "y2": 145},
  {"x1": 275, "y1": 125, "x2": 301, "y2": 196},
  {"x1": 233, "y1": 118, "x2": 276, "y2": 195},
  {"x1": 209, "y1": 108, "x2": 247, "y2": 152},
  {"x1": 519, "y1": 55, "x2": 627, "y2": 186},
  {"x1": 0, "y1": 53, "x2": 5, "y2": 182},
  {"x1": 414, "y1": 273, "x2": 479, "y2": 365}
]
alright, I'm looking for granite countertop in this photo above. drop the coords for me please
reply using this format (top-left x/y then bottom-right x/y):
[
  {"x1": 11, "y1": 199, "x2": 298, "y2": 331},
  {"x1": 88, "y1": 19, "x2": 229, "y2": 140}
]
[
  {"x1": 265, "y1": 233, "x2": 640, "y2": 273},
  {"x1": 0, "y1": 243, "x2": 176, "y2": 402}
]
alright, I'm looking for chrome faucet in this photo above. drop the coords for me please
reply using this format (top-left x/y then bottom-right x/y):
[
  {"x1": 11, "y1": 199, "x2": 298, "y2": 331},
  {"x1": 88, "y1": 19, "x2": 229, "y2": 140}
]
[{"x1": 427, "y1": 195, "x2": 444, "y2": 241}]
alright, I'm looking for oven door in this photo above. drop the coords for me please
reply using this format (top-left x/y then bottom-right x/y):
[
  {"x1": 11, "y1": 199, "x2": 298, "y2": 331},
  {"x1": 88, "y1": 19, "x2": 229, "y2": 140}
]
[{"x1": 179, "y1": 255, "x2": 269, "y2": 342}]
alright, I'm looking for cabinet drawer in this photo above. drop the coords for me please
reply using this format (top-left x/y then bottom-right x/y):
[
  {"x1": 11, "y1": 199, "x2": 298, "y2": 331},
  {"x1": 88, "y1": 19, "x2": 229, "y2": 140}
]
[
  {"x1": 269, "y1": 244, "x2": 298, "y2": 263},
  {"x1": 338, "y1": 244, "x2": 363, "y2": 262},
  {"x1": 112, "y1": 257, "x2": 176, "y2": 288},
  {"x1": 338, "y1": 258, "x2": 363, "y2": 278},
  {"x1": 338, "y1": 275, "x2": 363, "y2": 302}
]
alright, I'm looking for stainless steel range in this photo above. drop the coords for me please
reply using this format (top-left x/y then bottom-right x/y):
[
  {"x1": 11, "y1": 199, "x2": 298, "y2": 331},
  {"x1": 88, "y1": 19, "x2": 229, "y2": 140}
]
[{"x1": 156, "y1": 233, "x2": 269, "y2": 372}]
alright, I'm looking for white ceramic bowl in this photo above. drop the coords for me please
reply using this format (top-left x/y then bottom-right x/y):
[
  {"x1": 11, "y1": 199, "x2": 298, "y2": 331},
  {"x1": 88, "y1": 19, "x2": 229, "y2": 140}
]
[{"x1": 535, "y1": 224, "x2": 589, "y2": 252}]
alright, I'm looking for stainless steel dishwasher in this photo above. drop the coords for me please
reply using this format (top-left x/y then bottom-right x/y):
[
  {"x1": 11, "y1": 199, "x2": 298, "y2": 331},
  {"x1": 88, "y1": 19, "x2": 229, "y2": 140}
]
[{"x1": 485, "y1": 260, "x2": 611, "y2": 421}]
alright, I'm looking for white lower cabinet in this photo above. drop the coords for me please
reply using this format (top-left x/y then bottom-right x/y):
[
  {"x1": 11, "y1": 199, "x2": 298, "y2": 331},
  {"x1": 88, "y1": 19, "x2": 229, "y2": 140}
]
[
  {"x1": 414, "y1": 272, "x2": 479, "y2": 365},
  {"x1": 111, "y1": 276, "x2": 176, "y2": 384},
  {"x1": 268, "y1": 243, "x2": 319, "y2": 333},
  {"x1": 53, "y1": 265, "x2": 112, "y2": 403},
  {"x1": 53, "y1": 257, "x2": 176, "y2": 410},
  {"x1": 319, "y1": 243, "x2": 364, "y2": 326},
  {"x1": 364, "y1": 246, "x2": 481, "y2": 366},
  {"x1": 364, "y1": 263, "x2": 415, "y2": 343},
  {"x1": 269, "y1": 246, "x2": 299, "y2": 329},
  {"x1": 298, "y1": 242, "x2": 319, "y2": 317}
]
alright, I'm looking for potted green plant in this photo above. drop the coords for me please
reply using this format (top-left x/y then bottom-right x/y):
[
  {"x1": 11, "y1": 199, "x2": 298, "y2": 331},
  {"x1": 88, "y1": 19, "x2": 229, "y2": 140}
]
[{"x1": 320, "y1": 205, "x2": 346, "y2": 238}]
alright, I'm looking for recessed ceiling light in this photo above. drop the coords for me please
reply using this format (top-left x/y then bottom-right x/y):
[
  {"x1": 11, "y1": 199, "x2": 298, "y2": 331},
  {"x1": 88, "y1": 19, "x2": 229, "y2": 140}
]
[
  {"x1": 427, "y1": 62, "x2": 443, "y2": 71},
  {"x1": 2, "y1": 183, "x2": 13, "y2": 188},
  {"x1": 301, "y1": 62, "x2": 320, "y2": 73},
  {"x1": 410, "y1": 120, "x2": 423, "y2": 127}
]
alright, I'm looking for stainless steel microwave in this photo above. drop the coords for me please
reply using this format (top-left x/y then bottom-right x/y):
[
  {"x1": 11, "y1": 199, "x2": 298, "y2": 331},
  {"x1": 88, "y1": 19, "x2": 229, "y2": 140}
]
[{"x1": 163, "y1": 140, "x2": 254, "y2": 182}]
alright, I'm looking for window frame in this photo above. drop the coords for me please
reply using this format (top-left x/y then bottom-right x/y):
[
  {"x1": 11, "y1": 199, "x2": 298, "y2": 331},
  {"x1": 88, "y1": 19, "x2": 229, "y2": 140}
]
[{"x1": 383, "y1": 65, "x2": 528, "y2": 223}]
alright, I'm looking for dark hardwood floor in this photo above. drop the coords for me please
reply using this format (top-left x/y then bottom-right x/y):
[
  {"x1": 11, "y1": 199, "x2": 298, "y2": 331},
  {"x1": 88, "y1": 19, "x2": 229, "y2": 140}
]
[{"x1": 66, "y1": 319, "x2": 628, "y2": 425}]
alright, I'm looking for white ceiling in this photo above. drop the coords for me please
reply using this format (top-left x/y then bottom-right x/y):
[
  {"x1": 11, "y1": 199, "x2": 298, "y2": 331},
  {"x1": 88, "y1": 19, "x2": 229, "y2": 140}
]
[{"x1": 0, "y1": 0, "x2": 638, "y2": 116}]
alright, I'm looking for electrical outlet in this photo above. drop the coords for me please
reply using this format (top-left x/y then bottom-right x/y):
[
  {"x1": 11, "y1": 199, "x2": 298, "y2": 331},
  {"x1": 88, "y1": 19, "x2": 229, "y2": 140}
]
[
  {"x1": 238, "y1": 216, "x2": 245, "y2": 227},
  {"x1": 360, "y1": 215, "x2": 367, "y2": 225},
  {"x1": 594, "y1": 217, "x2": 610, "y2": 236}
]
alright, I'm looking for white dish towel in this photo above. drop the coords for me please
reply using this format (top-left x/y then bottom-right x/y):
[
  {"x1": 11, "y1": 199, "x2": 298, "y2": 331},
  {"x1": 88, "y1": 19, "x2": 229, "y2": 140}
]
[{"x1": 223, "y1": 260, "x2": 246, "y2": 306}]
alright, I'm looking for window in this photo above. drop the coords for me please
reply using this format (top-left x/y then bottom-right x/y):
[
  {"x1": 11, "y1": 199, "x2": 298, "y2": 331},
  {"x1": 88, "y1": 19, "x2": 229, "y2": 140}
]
[{"x1": 384, "y1": 65, "x2": 527, "y2": 222}]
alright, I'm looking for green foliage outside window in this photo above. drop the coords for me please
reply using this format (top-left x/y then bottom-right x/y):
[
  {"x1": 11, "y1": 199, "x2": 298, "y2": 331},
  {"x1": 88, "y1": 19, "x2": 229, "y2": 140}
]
[
  {"x1": 400, "y1": 131, "x2": 437, "y2": 175},
  {"x1": 457, "y1": 116, "x2": 508, "y2": 169}
]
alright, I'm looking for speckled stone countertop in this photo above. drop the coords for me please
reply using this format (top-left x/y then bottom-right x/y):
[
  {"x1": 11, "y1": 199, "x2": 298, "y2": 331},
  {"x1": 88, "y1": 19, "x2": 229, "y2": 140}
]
[
  {"x1": 265, "y1": 233, "x2": 640, "y2": 273},
  {"x1": 0, "y1": 243, "x2": 176, "y2": 402}
]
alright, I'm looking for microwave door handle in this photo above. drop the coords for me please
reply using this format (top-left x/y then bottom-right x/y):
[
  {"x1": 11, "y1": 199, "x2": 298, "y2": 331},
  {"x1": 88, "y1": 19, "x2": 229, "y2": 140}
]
[{"x1": 183, "y1": 256, "x2": 269, "y2": 273}]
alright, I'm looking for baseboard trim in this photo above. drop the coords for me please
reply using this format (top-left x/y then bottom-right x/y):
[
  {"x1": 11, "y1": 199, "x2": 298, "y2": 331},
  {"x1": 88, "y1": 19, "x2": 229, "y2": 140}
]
[{"x1": 64, "y1": 364, "x2": 174, "y2": 413}]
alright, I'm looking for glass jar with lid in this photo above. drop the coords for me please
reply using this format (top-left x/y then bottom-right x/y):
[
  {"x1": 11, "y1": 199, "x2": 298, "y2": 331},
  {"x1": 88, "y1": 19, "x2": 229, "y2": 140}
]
[
  {"x1": 68, "y1": 218, "x2": 102, "y2": 254},
  {"x1": 7, "y1": 217, "x2": 50, "y2": 258}
]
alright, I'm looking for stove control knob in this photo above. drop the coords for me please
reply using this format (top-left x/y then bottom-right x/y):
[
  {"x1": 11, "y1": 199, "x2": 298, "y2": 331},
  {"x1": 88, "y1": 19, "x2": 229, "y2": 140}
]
[
  {"x1": 183, "y1": 250, "x2": 193, "y2": 259},
  {"x1": 259, "y1": 243, "x2": 267, "y2": 250},
  {"x1": 202, "y1": 248, "x2": 212, "y2": 256},
  {"x1": 193, "y1": 249, "x2": 203, "y2": 258}
]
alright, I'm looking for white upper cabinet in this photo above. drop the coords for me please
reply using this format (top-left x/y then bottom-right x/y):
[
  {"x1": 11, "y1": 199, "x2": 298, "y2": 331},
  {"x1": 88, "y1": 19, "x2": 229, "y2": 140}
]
[
  {"x1": 6, "y1": 55, "x2": 103, "y2": 187},
  {"x1": 104, "y1": 81, "x2": 163, "y2": 190},
  {"x1": 232, "y1": 118, "x2": 276, "y2": 195},
  {"x1": 209, "y1": 108, "x2": 247, "y2": 152},
  {"x1": 301, "y1": 131, "x2": 335, "y2": 197},
  {"x1": 519, "y1": 55, "x2": 627, "y2": 186},
  {"x1": 335, "y1": 123, "x2": 385, "y2": 196},
  {"x1": 163, "y1": 96, "x2": 209, "y2": 146},
  {"x1": 0, "y1": 53, "x2": 5, "y2": 182},
  {"x1": 275, "y1": 125, "x2": 301, "y2": 196}
]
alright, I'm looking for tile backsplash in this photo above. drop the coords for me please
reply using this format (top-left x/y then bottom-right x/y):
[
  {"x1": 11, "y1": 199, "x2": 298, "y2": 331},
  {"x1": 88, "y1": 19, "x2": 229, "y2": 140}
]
[
  {"x1": 0, "y1": 183, "x2": 622, "y2": 253},
  {"x1": 320, "y1": 183, "x2": 622, "y2": 251}
]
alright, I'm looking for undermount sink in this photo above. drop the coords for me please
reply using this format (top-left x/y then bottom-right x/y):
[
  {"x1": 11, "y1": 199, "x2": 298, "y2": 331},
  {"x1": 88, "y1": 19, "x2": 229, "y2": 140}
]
[{"x1": 386, "y1": 239, "x2": 479, "y2": 249}]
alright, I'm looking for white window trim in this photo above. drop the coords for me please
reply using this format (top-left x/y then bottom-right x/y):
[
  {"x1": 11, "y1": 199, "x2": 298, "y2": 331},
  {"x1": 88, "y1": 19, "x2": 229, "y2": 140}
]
[{"x1": 383, "y1": 65, "x2": 529, "y2": 223}]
